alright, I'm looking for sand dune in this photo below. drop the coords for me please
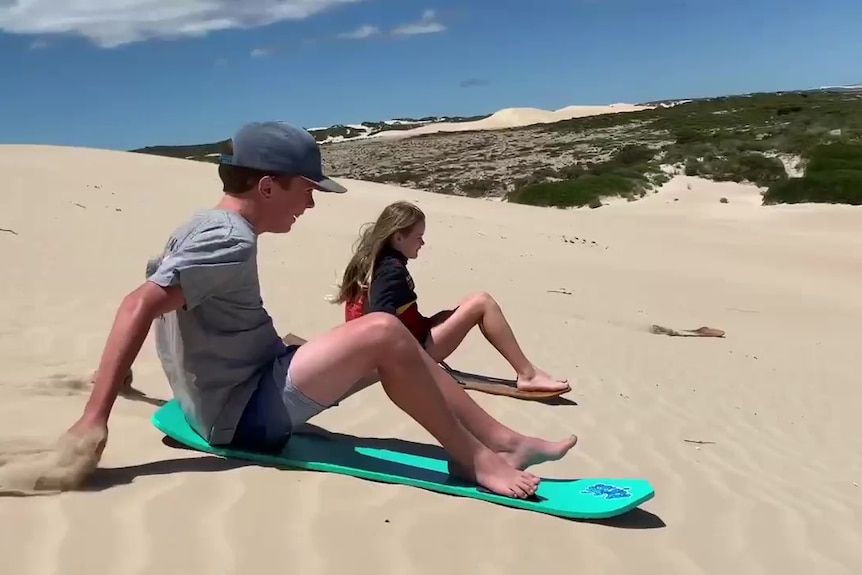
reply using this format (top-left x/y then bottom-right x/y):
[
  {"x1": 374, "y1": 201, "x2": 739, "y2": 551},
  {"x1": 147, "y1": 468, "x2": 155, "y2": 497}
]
[
  {"x1": 1, "y1": 144, "x2": 862, "y2": 574},
  {"x1": 375, "y1": 103, "x2": 651, "y2": 139}
]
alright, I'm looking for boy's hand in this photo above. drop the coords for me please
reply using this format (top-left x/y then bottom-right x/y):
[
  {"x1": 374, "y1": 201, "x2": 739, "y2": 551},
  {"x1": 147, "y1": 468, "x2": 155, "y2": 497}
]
[
  {"x1": 20, "y1": 416, "x2": 111, "y2": 493},
  {"x1": 64, "y1": 415, "x2": 109, "y2": 455}
]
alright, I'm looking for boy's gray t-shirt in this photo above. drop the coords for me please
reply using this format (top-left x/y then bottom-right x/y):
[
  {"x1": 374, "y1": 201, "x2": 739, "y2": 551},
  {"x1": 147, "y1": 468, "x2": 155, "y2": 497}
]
[{"x1": 145, "y1": 209, "x2": 286, "y2": 445}]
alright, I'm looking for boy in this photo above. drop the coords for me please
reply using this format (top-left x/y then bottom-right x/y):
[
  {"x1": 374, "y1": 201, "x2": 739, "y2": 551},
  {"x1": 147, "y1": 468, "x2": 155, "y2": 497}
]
[{"x1": 62, "y1": 121, "x2": 577, "y2": 499}]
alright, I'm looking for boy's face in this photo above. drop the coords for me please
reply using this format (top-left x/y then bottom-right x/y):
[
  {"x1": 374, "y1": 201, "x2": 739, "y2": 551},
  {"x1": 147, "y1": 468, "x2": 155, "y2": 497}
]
[{"x1": 259, "y1": 175, "x2": 315, "y2": 233}]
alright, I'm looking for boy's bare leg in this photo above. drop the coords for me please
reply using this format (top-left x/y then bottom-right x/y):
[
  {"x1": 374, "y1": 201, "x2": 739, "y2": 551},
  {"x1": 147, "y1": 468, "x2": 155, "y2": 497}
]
[
  {"x1": 286, "y1": 313, "x2": 541, "y2": 498},
  {"x1": 418, "y1": 349, "x2": 578, "y2": 470},
  {"x1": 285, "y1": 331, "x2": 577, "y2": 468},
  {"x1": 425, "y1": 292, "x2": 569, "y2": 393},
  {"x1": 283, "y1": 332, "x2": 379, "y2": 402}
]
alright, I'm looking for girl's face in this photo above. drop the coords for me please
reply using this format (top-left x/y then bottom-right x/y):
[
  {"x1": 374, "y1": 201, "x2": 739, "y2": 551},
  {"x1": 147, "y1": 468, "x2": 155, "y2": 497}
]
[{"x1": 391, "y1": 220, "x2": 425, "y2": 259}]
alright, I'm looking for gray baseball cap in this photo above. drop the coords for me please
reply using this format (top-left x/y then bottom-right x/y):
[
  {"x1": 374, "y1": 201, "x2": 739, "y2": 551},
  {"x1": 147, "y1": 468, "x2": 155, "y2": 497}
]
[{"x1": 220, "y1": 121, "x2": 347, "y2": 194}]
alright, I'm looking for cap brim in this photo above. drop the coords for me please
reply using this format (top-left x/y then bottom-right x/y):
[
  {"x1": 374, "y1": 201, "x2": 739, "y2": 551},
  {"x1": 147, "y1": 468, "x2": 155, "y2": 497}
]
[{"x1": 304, "y1": 175, "x2": 347, "y2": 194}]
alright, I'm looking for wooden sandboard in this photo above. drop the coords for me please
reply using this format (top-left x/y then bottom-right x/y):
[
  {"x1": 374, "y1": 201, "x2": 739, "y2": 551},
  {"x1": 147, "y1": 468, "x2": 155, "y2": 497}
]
[{"x1": 440, "y1": 362, "x2": 571, "y2": 400}]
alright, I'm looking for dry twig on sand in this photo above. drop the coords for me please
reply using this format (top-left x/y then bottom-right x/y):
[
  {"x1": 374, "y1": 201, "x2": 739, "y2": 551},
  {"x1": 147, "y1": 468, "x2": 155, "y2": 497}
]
[{"x1": 650, "y1": 325, "x2": 726, "y2": 338}]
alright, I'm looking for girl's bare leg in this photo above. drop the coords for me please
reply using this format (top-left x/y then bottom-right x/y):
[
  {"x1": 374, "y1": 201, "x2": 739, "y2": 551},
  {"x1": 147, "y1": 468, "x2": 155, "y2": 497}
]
[{"x1": 424, "y1": 292, "x2": 570, "y2": 393}]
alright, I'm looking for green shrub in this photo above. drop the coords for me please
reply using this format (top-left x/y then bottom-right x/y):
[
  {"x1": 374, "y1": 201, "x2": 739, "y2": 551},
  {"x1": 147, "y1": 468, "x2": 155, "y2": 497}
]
[
  {"x1": 376, "y1": 171, "x2": 418, "y2": 184},
  {"x1": 664, "y1": 142, "x2": 715, "y2": 165},
  {"x1": 507, "y1": 174, "x2": 639, "y2": 208},
  {"x1": 685, "y1": 159, "x2": 702, "y2": 176},
  {"x1": 738, "y1": 140, "x2": 770, "y2": 152},
  {"x1": 678, "y1": 152, "x2": 786, "y2": 185},
  {"x1": 674, "y1": 128, "x2": 707, "y2": 144},
  {"x1": 613, "y1": 144, "x2": 656, "y2": 165},
  {"x1": 761, "y1": 141, "x2": 862, "y2": 205},
  {"x1": 555, "y1": 164, "x2": 588, "y2": 179},
  {"x1": 805, "y1": 142, "x2": 862, "y2": 173},
  {"x1": 650, "y1": 171, "x2": 672, "y2": 186},
  {"x1": 735, "y1": 152, "x2": 788, "y2": 185},
  {"x1": 461, "y1": 178, "x2": 497, "y2": 197},
  {"x1": 607, "y1": 167, "x2": 650, "y2": 181},
  {"x1": 762, "y1": 170, "x2": 862, "y2": 205}
]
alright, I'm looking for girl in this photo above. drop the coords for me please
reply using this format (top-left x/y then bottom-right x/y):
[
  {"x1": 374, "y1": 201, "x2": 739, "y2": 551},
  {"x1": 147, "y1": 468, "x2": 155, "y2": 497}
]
[{"x1": 333, "y1": 201, "x2": 570, "y2": 395}]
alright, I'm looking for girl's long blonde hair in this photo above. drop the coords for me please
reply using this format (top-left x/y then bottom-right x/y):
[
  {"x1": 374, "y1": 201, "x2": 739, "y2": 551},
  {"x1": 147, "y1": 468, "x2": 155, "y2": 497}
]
[{"x1": 332, "y1": 201, "x2": 425, "y2": 305}]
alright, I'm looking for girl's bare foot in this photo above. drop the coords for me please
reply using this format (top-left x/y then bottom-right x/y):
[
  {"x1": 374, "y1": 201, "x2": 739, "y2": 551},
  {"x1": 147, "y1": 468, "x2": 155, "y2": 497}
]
[
  {"x1": 516, "y1": 367, "x2": 569, "y2": 393},
  {"x1": 499, "y1": 434, "x2": 578, "y2": 470},
  {"x1": 449, "y1": 449, "x2": 542, "y2": 498}
]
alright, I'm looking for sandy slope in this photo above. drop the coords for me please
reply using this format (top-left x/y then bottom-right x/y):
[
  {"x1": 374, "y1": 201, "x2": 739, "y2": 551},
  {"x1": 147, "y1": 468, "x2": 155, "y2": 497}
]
[
  {"x1": 1, "y1": 145, "x2": 861, "y2": 575},
  {"x1": 375, "y1": 103, "x2": 651, "y2": 139}
]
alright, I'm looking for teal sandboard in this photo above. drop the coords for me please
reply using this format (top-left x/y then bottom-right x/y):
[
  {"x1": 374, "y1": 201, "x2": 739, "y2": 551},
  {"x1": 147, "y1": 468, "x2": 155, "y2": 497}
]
[{"x1": 151, "y1": 399, "x2": 654, "y2": 520}]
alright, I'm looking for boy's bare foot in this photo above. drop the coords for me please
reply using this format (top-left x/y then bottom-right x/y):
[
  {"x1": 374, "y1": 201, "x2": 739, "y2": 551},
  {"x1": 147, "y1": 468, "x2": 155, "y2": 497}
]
[
  {"x1": 450, "y1": 449, "x2": 541, "y2": 498},
  {"x1": 499, "y1": 434, "x2": 578, "y2": 470},
  {"x1": 516, "y1": 367, "x2": 569, "y2": 393}
]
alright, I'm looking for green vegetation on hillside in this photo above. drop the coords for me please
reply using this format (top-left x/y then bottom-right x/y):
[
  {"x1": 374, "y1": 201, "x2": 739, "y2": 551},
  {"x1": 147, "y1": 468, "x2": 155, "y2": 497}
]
[
  {"x1": 507, "y1": 144, "x2": 666, "y2": 208},
  {"x1": 129, "y1": 115, "x2": 492, "y2": 158},
  {"x1": 131, "y1": 88, "x2": 862, "y2": 208},
  {"x1": 132, "y1": 139, "x2": 230, "y2": 163},
  {"x1": 506, "y1": 89, "x2": 862, "y2": 208}
]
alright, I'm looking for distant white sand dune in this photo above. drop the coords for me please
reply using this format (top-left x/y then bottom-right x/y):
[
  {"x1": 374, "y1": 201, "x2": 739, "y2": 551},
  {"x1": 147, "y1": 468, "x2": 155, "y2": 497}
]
[{"x1": 375, "y1": 103, "x2": 652, "y2": 139}]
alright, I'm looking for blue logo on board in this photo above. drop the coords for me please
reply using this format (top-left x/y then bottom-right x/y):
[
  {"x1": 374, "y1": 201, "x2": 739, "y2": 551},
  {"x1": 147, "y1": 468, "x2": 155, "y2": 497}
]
[{"x1": 581, "y1": 483, "x2": 632, "y2": 499}]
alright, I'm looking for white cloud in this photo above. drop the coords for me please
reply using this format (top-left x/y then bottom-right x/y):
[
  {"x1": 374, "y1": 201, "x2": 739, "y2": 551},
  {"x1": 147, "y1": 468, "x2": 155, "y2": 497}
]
[
  {"x1": 391, "y1": 9, "x2": 445, "y2": 36},
  {"x1": 337, "y1": 24, "x2": 378, "y2": 40},
  {"x1": 250, "y1": 47, "x2": 271, "y2": 57},
  {"x1": 0, "y1": 0, "x2": 362, "y2": 48}
]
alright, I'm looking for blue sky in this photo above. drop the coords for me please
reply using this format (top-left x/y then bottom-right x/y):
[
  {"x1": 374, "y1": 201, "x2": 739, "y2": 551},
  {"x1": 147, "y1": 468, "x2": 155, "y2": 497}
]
[{"x1": 1, "y1": 0, "x2": 860, "y2": 150}]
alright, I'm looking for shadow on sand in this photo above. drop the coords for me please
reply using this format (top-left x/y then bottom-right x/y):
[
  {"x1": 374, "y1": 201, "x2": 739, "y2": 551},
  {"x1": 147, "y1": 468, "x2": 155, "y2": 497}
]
[{"x1": 118, "y1": 385, "x2": 167, "y2": 408}]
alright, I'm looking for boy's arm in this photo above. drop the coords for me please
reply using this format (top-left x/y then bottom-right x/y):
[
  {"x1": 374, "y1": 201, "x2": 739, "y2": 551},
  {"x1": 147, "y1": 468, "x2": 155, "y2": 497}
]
[
  {"x1": 71, "y1": 281, "x2": 185, "y2": 429},
  {"x1": 51, "y1": 280, "x2": 184, "y2": 491},
  {"x1": 60, "y1": 218, "x2": 252, "y2": 489}
]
